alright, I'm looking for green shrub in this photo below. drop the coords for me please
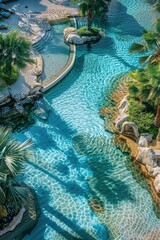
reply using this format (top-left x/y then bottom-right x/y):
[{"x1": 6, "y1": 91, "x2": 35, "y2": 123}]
[
  {"x1": 0, "y1": 65, "x2": 18, "y2": 85},
  {"x1": 128, "y1": 98, "x2": 146, "y2": 115},
  {"x1": 77, "y1": 26, "x2": 100, "y2": 37},
  {"x1": 149, "y1": 127, "x2": 159, "y2": 139},
  {"x1": 128, "y1": 98, "x2": 158, "y2": 138}
]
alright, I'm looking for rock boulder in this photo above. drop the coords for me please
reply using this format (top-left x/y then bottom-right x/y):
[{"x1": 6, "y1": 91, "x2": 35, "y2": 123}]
[
  {"x1": 29, "y1": 82, "x2": 42, "y2": 95},
  {"x1": 154, "y1": 174, "x2": 160, "y2": 193},
  {"x1": 64, "y1": 27, "x2": 77, "y2": 37},
  {"x1": 146, "y1": 164, "x2": 160, "y2": 177},
  {"x1": 115, "y1": 114, "x2": 129, "y2": 131},
  {"x1": 136, "y1": 147, "x2": 157, "y2": 167},
  {"x1": 138, "y1": 133, "x2": 152, "y2": 147},
  {"x1": 32, "y1": 107, "x2": 48, "y2": 120},
  {"x1": 121, "y1": 121, "x2": 139, "y2": 138},
  {"x1": 64, "y1": 27, "x2": 101, "y2": 45},
  {"x1": 66, "y1": 33, "x2": 84, "y2": 44},
  {"x1": 118, "y1": 95, "x2": 129, "y2": 115}
]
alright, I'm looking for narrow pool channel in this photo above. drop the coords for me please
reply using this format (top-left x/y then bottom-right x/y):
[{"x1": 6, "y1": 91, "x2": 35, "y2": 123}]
[
  {"x1": 14, "y1": 0, "x2": 160, "y2": 239},
  {"x1": 33, "y1": 22, "x2": 70, "y2": 81}
]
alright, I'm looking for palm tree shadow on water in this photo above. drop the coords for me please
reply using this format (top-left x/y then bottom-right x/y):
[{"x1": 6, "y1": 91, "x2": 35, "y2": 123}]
[
  {"x1": 72, "y1": 134, "x2": 135, "y2": 205},
  {"x1": 72, "y1": 134, "x2": 137, "y2": 239},
  {"x1": 108, "y1": 1, "x2": 145, "y2": 37},
  {"x1": 122, "y1": 145, "x2": 160, "y2": 219},
  {"x1": 26, "y1": 133, "x2": 134, "y2": 239},
  {"x1": 78, "y1": 1, "x2": 147, "y2": 70},
  {"x1": 28, "y1": 187, "x2": 101, "y2": 240},
  {"x1": 84, "y1": 36, "x2": 137, "y2": 70},
  {"x1": 26, "y1": 107, "x2": 77, "y2": 151}
]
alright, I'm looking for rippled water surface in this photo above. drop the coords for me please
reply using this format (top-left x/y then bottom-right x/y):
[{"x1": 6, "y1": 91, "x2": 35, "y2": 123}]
[{"x1": 14, "y1": 0, "x2": 160, "y2": 239}]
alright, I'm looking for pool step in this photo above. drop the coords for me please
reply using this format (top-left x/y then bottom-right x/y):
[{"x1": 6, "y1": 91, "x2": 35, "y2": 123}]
[
  {"x1": 34, "y1": 29, "x2": 54, "y2": 50},
  {"x1": 34, "y1": 27, "x2": 55, "y2": 52}
]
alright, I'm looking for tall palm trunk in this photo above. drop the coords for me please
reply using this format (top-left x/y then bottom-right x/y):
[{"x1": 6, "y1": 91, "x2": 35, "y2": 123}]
[
  {"x1": 87, "y1": 9, "x2": 92, "y2": 31},
  {"x1": 154, "y1": 104, "x2": 160, "y2": 126},
  {"x1": 8, "y1": 86, "x2": 13, "y2": 100}
]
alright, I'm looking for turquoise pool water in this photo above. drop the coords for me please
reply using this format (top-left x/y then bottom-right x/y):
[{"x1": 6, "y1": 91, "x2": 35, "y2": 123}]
[
  {"x1": 14, "y1": 0, "x2": 160, "y2": 239},
  {"x1": 34, "y1": 22, "x2": 70, "y2": 81}
]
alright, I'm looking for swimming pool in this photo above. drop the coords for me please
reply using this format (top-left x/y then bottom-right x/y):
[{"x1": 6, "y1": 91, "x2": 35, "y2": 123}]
[
  {"x1": 34, "y1": 22, "x2": 70, "y2": 81},
  {"x1": 14, "y1": 0, "x2": 160, "y2": 239}
]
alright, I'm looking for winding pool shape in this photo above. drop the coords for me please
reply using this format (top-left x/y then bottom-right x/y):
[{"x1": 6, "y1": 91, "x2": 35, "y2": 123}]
[
  {"x1": 13, "y1": 0, "x2": 160, "y2": 239},
  {"x1": 33, "y1": 18, "x2": 77, "y2": 92},
  {"x1": 42, "y1": 43, "x2": 76, "y2": 92}
]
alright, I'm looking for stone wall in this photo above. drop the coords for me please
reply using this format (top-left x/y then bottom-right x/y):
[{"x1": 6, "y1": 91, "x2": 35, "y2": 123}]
[
  {"x1": 64, "y1": 27, "x2": 102, "y2": 45},
  {"x1": 0, "y1": 207, "x2": 26, "y2": 237},
  {"x1": 115, "y1": 95, "x2": 160, "y2": 196}
]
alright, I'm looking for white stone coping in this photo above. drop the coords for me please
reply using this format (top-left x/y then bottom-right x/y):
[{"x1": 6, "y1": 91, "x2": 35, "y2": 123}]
[
  {"x1": 42, "y1": 40, "x2": 76, "y2": 92},
  {"x1": 0, "y1": 206, "x2": 26, "y2": 236},
  {"x1": 27, "y1": 17, "x2": 76, "y2": 92},
  {"x1": 41, "y1": 18, "x2": 76, "y2": 92}
]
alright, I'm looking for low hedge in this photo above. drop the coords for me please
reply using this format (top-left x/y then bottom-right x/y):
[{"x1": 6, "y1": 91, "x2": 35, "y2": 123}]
[{"x1": 77, "y1": 26, "x2": 100, "y2": 37}]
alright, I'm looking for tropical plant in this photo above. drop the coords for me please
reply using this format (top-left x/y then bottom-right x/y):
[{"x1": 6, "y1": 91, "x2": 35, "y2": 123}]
[
  {"x1": 127, "y1": 64, "x2": 160, "y2": 126},
  {"x1": 129, "y1": 19, "x2": 160, "y2": 65},
  {"x1": 0, "y1": 126, "x2": 33, "y2": 209},
  {"x1": 153, "y1": 0, "x2": 160, "y2": 12},
  {"x1": 0, "y1": 30, "x2": 34, "y2": 84},
  {"x1": 77, "y1": 26, "x2": 100, "y2": 36},
  {"x1": 72, "y1": 0, "x2": 111, "y2": 31},
  {"x1": 127, "y1": 98, "x2": 158, "y2": 137}
]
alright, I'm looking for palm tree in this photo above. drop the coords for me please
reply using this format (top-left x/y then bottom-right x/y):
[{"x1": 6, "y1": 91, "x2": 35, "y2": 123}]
[
  {"x1": 153, "y1": 0, "x2": 160, "y2": 12},
  {"x1": 129, "y1": 20, "x2": 160, "y2": 65},
  {"x1": 0, "y1": 126, "x2": 33, "y2": 210},
  {"x1": 0, "y1": 30, "x2": 34, "y2": 84},
  {"x1": 0, "y1": 78, "x2": 13, "y2": 99},
  {"x1": 128, "y1": 65, "x2": 160, "y2": 126},
  {"x1": 73, "y1": 0, "x2": 111, "y2": 31}
]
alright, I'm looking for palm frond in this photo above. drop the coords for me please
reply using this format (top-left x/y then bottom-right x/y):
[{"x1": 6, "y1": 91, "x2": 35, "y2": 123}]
[
  {"x1": 0, "y1": 79, "x2": 6, "y2": 92},
  {"x1": 138, "y1": 54, "x2": 153, "y2": 65},
  {"x1": 1, "y1": 139, "x2": 34, "y2": 177},
  {"x1": 0, "y1": 126, "x2": 12, "y2": 151},
  {"x1": 0, "y1": 126, "x2": 34, "y2": 177},
  {"x1": 130, "y1": 69, "x2": 142, "y2": 80},
  {"x1": 5, "y1": 182, "x2": 28, "y2": 206},
  {"x1": 153, "y1": 0, "x2": 160, "y2": 12},
  {"x1": 128, "y1": 85, "x2": 139, "y2": 96},
  {"x1": 154, "y1": 18, "x2": 160, "y2": 34},
  {"x1": 0, "y1": 29, "x2": 34, "y2": 83},
  {"x1": 0, "y1": 186, "x2": 5, "y2": 204},
  {"x1": 129, "y1": 42, "x2": 148, "y2": 54},
  {"x1": 128, "y1": 64, "x2": 160, "y2": 107},
  {"x1": 142, "y1": 31, "x2": 157, "y2": 49}
]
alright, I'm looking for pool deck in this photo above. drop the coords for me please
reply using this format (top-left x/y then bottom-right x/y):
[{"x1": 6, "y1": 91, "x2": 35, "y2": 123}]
[
  {"x1": 0, "y1": 0, "x2": 78, "y2": 99},
  {"x1": 2, "y1": 0, "x2": 77, "y2": 32}
]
